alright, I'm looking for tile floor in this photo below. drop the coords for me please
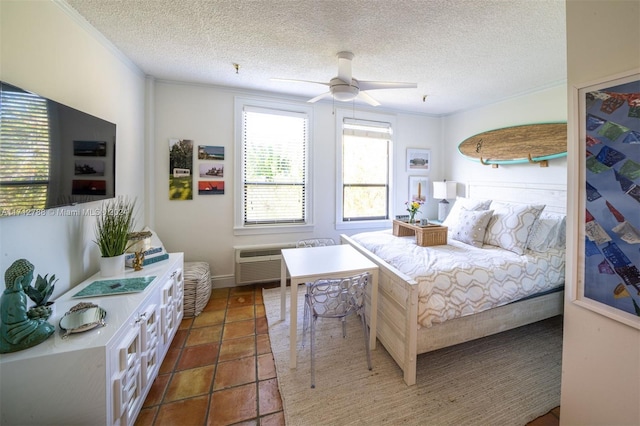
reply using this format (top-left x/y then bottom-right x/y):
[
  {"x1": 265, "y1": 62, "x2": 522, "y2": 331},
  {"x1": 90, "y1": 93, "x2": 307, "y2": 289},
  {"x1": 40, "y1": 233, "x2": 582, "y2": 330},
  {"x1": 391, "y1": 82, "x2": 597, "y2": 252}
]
[
  {"x1": 135, "y1": 283, "x2": 284, "y2": 426},
  {"x1": 135, "y1": 281, "x2": 560, "y2": 426},
  {"x1": 528, "y1": 407, "x2": 561, "y2": 426}
]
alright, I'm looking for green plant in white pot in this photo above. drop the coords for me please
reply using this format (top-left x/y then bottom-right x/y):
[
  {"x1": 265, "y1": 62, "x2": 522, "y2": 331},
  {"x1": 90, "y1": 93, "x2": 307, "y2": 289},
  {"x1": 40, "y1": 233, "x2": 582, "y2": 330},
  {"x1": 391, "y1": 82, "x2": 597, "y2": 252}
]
[{"x1": 94, "y1": 197, "x2": 136, "y2": 277}]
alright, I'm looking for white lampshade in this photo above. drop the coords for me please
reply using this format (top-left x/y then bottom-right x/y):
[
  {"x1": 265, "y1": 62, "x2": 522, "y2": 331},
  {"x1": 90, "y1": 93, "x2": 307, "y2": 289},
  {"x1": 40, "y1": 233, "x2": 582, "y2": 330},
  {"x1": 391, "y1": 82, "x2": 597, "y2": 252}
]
[
  {"x1": 432, "y1": 181, "x2": 457, "y2": 200},
  {"x1": 433, "y1": 181, "x2": 457, "y2": 221}
]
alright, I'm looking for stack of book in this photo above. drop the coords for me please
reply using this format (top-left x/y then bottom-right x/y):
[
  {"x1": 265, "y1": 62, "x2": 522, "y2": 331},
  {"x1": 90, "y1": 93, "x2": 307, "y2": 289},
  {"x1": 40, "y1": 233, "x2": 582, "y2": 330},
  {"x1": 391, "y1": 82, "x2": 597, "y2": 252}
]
[{"x1": 125, "y1": 246, "x2": 169, "y2": 268}]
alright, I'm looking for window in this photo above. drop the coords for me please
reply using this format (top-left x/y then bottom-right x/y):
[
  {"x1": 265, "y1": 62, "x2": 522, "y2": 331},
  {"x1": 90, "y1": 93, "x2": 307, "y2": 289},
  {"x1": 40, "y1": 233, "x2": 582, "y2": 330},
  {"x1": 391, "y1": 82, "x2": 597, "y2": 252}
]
[
  {"x1": 0, "y1": 86, "x2": 50, "y2": 213},
  {"x1": 235, "y1": 98, "x2": 311, "y2": 233},
  {"x1": 336, "y1": 110, "x2": 394, "y2": 229}
]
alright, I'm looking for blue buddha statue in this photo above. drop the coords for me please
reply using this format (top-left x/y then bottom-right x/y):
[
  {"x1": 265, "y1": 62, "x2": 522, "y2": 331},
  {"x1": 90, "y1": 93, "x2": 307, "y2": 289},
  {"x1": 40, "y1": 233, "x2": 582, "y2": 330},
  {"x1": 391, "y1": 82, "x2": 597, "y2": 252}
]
[{"x1": 0, "y1": 259, "x2": 55, "y2": 353}]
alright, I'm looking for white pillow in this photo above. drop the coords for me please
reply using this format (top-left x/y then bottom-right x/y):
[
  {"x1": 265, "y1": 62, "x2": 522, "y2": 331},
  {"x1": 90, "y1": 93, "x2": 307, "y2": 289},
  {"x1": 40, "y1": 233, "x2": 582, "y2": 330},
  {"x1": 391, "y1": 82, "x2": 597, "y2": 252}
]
[
  {"x1": 442, "y1": 197, "x2": 492, "y2": 228},
  {"x1": 527, "y1": 212, "x2": 566, "y2": 252},
  {"x1": 483, "y1": 202, "x2": 545, "y2": 255},
  {"x1": 449, "y1": 209, "x2": 494, "y2": 247}
]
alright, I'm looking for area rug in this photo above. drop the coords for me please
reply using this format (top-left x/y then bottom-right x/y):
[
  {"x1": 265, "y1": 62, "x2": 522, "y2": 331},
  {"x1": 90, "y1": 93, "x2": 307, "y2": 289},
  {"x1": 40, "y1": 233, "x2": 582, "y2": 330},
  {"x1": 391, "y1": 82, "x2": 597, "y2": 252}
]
[{"x1": 263, "y1": 285, "x2": 562, "y2": 426}]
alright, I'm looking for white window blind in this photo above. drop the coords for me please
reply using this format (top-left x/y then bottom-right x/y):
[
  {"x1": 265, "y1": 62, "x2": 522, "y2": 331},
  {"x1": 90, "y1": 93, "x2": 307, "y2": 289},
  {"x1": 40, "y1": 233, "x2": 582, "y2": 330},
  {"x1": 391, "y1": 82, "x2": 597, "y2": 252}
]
[
  {"x1": 242, "y1": 105, "x2": 308, "y2": 225},
  {"x1": 342, "y1": 118, "x2": 391, "y2": 221},
  {"x1": 0, "y1": 86, "x2": 50, "y2": 213}
]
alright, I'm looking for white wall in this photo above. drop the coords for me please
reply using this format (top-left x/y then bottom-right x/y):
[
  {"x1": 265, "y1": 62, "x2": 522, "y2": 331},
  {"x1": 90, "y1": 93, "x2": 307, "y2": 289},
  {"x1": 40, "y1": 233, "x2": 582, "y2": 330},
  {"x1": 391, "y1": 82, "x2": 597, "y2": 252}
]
[
  {"x1": 443, "y1": 85, "x2": 568, "y2": 189},
  {"x1": 0, "y1": 1, "x2": 146, "y2": 296},
  {"x1": 561, "y1": 1, "x2": 640, "y2": 425},
  {"x1": 151, "y1": 81, "x2": 441, "y2": 286}
]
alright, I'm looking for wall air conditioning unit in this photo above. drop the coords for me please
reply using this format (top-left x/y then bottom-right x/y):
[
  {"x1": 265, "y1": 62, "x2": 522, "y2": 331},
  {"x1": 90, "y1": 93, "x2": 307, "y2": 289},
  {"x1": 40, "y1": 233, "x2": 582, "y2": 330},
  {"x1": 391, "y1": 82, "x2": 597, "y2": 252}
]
[{"x1": 234, "y1": 243, "x2": 296, "y2": 285}]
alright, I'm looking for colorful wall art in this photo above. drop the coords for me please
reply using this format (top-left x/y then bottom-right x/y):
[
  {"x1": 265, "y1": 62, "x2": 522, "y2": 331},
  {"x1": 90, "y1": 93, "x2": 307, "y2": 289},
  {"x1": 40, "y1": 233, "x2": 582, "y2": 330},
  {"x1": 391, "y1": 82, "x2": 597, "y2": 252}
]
[
  {"x1": 578, "y1": 72, "x2": 640, "y2": 327},
  {"x1": 198, "y1": 145, "x2": 224, "y2": 160},
  {"x1": 198, "y1": 181, "x2": 224, "y2": 195},
  {"x1": 169, "y1": 138, "x2": 193, "y2": 200}
]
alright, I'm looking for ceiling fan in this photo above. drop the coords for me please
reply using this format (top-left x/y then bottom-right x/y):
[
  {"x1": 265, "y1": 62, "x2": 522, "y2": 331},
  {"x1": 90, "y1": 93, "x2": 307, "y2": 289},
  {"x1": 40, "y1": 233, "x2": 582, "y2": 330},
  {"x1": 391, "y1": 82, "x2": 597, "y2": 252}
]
[{"x1": 272, "y1": 51, "x2": 417, "y2": 106}]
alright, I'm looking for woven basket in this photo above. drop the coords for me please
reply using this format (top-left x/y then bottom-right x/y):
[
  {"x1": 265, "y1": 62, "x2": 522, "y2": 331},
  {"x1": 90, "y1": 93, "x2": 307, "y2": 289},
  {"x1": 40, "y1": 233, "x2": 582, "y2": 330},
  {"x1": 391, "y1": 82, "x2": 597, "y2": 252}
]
[{"x1": 183, "y1": 262, "x2": 211, "y2": 317}]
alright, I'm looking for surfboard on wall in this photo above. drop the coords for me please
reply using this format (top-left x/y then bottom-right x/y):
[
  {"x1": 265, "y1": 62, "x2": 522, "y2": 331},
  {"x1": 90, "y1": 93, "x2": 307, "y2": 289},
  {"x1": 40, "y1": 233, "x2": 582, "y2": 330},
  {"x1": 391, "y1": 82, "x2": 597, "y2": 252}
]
[{"x1": 457, "y1": 123, "x2": 567, "y2": 167}]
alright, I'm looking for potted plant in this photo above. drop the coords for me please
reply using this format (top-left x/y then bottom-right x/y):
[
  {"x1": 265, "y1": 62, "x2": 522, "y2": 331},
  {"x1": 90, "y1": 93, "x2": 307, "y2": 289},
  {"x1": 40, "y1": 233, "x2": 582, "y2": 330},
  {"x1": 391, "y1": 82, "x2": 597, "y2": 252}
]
[
  {"x1": 26, "y1": 273, "x2": 57, "y2": 320},
  {"x1": 94, "y1": 197, "x2": 136, "y2": 277}
]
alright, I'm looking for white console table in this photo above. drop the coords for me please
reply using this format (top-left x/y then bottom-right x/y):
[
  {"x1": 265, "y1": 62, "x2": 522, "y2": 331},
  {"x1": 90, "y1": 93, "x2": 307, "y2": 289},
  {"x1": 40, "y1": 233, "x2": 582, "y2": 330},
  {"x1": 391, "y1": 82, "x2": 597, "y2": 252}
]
[{"x1": 0, "y1": 253, "x2": 184, "y2": 426}]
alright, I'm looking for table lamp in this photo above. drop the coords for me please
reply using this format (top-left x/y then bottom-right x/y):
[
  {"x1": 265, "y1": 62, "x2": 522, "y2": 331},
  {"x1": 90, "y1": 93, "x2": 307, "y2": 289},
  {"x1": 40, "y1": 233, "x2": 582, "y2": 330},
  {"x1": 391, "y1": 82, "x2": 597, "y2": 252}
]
[{"x1": 433, "y1": 181, "x2": 457, "y2": 221}]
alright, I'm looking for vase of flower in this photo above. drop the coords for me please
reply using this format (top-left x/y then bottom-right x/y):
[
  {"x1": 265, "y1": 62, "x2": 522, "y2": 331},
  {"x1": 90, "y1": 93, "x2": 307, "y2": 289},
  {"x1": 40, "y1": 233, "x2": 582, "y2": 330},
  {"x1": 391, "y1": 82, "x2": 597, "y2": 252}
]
[{"x1": 405, "y1": 200, "x2": 423, "y2": 224}]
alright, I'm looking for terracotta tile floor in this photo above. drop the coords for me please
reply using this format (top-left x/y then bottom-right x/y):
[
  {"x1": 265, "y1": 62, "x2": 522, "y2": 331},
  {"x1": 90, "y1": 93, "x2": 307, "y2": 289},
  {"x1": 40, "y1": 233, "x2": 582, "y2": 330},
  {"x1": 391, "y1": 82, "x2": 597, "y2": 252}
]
[
  {"x1": 528, "y1": 406, "x2": 561, "y2": 426},
  {"x1": 135, "y1": 283, "x2": 285, "y2": 426},
  {"x1": 135, "y1": 281, "x2": 560, "y2": 426}
]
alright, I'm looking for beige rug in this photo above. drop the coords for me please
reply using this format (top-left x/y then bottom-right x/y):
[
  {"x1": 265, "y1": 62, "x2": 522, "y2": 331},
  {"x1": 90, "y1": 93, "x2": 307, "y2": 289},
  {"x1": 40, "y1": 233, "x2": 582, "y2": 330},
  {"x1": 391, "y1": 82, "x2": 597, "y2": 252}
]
[{"x1": 263, "y1": 285, "x2": 562, "y2": 426}]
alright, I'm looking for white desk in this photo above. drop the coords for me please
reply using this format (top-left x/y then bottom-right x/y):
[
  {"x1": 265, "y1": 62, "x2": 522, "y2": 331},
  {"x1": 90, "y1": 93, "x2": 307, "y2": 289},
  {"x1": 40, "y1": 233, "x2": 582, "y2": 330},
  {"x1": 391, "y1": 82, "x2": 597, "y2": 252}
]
[{"x1": 280, "y1": 244, "x2": 379, "y2": 369}]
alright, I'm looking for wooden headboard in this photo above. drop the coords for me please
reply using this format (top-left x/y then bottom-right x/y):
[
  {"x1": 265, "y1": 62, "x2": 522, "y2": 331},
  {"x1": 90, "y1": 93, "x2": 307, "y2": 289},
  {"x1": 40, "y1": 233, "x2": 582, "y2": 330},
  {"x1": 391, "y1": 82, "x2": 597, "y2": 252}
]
[{"x1": 467, "y1": 181, "x2": 567, "y2": 214}]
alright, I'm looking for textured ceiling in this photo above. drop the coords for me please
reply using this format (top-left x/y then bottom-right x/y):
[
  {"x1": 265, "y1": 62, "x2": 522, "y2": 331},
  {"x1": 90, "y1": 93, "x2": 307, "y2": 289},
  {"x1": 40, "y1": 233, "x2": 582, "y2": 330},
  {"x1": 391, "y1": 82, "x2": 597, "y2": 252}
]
[{"x1": 63, "y1": 0, "x2": 566, "y2": 115}]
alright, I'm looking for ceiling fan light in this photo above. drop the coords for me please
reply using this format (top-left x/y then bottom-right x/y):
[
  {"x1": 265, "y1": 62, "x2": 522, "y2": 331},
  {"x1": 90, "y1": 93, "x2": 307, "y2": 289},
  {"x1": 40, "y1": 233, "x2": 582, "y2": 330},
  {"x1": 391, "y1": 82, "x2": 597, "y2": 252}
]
[{"x1": 332, "y1": 84, "x2": 358, "y2": 101}]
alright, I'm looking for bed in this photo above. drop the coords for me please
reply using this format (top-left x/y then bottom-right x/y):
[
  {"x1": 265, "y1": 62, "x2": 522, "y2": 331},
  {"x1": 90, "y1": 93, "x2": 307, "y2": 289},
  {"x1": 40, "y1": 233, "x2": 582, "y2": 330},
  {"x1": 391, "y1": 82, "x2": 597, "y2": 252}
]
[{"x1": 340, "y1": 182, "x2": 566, "y2": 386}]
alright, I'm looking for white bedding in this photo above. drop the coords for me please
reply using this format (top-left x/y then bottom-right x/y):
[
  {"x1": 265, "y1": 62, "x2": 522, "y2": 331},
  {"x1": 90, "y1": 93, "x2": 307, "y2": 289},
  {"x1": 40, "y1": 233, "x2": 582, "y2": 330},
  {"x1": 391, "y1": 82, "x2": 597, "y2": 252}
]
[{"x1": 350, "y1": 230, "x2": 565, "y2": 328}]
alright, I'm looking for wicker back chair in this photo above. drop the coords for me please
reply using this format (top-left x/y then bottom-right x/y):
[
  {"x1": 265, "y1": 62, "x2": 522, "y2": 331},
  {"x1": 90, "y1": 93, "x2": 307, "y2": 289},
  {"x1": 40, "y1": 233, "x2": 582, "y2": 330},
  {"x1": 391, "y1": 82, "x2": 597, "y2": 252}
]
[{"x1": 296, "y1": 238, "x2": 335, "y2": 248}]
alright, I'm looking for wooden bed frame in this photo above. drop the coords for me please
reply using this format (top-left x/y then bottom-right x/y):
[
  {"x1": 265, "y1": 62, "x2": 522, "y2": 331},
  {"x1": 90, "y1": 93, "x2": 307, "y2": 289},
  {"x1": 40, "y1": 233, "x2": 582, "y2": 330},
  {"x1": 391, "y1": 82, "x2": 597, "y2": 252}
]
[{"x1": 340, "y1": 182, "x2": 567, "y2": 386}]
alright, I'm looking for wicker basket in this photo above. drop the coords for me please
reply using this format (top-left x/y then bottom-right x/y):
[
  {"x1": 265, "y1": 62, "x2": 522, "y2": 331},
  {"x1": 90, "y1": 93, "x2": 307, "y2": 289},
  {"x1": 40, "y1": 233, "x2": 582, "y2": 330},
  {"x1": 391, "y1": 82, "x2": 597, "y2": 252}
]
[
  {"x1": 415, "y1": 226, "x2": 447, "y2": 247},
  {"x1": 183, "y1": 262, "x2": 211, "y2": 317}
]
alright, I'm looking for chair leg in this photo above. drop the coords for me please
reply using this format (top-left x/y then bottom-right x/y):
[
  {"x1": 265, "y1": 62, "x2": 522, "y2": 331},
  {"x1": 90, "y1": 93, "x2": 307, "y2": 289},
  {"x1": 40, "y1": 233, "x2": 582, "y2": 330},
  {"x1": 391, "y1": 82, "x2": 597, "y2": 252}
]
[
  {"x1": 302, "y1": 296, "x2": 309, "y2": 348},
  {"x1": 310, "y1": 315, "x2": 316, "y2": 388},
  {"x1": 359, "y1": 311, "x2": 372, "y2": 371}
]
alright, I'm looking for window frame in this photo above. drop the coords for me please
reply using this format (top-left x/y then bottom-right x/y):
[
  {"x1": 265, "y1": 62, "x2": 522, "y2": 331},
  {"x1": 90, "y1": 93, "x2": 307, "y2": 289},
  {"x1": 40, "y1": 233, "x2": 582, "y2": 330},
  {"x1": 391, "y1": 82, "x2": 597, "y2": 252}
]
[
  {"x1": 335, "y1": 109, "x2": 395, "y2": 231},
  {"x1": 234, "y1": 96, "x2": 313, "y2": 236}
]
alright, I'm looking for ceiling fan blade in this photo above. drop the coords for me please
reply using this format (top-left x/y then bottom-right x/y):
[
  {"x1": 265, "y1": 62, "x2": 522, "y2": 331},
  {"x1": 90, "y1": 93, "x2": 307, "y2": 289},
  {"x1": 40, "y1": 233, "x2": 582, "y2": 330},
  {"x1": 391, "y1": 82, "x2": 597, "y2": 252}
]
[
  {"x1": 271, "y1": 78, "x2": 329, "y2": 86},
  {"x1": 358, "y1": 81, "x2": 418, "y2": 91},
  {"x1": 357, "y1": 91, "x2": 381, "y2": 107},
  {"x1": 336, "y1": 51, "x2": 354, "y2": 83},
  {"x1": 307, "y1": 91, "x2": 332, "y2": 103}
]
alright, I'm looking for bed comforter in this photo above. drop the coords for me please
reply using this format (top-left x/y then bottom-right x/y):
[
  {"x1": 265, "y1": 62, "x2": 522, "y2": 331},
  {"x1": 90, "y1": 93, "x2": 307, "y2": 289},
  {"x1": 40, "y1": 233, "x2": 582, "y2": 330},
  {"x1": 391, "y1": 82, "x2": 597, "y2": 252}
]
[{"x1": 350, "y1": 230, "x2": 565, "y2": 328}]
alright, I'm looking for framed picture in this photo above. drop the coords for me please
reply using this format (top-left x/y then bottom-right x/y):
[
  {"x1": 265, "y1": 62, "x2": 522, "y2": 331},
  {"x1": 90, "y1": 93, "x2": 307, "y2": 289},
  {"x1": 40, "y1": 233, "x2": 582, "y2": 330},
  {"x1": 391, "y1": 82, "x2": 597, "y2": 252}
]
[
  {"x1": 408, "y1": 176, "x2": 429, "y2": 203},
  {"x1": 198, "y1": 180, "x2": 224, "y2": 195},
  {"x1": 198, "y1": 145, "x2": 224, "y2": 160},
  {"x1": 572, "y1": 70, "x2": 640, "y2": 329},
  {"x1": 406, "y1": 148, "x2": 430, "y2": 172},
  {"x1": 169, "y1": 138, "x2": 193, "y2": 200},
  {"x1": 199, "y1": 162, "x2": 224, "y2": 178}
]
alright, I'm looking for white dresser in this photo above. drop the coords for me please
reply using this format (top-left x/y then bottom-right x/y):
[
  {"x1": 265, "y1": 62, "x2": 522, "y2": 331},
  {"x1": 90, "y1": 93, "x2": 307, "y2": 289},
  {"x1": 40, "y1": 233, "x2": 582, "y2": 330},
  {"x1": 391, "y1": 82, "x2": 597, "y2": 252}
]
[{"x1": 0, "y1": 252, "x2": 184, "y2": 426}]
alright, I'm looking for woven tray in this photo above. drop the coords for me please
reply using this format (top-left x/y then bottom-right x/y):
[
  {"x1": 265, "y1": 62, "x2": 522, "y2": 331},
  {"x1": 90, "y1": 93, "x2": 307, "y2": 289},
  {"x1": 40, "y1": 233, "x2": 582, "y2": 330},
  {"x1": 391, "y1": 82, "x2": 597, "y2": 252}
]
[{"x1": 393, "y1": 220, "x2": 447, "y2": 247}]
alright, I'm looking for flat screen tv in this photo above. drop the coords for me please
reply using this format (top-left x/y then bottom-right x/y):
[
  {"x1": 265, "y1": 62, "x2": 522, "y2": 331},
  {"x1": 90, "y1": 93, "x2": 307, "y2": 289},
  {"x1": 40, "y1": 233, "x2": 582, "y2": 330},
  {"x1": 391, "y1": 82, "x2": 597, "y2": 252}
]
[{"x1": 0, "y1": 81, "x2": 116, "y2": 217}]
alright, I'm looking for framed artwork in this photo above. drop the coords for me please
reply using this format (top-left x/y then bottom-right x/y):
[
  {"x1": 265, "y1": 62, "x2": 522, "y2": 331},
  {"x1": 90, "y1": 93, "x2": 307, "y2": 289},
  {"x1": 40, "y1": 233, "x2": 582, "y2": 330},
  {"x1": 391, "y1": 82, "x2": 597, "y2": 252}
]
[
  {"x1": 169, "y1": 138, "x2": 193, "y2": 200},
  {"x1": 198, "y1": 180, "x2": 224, "y2": 195},
  {"x1": 573, "y1": 70, "x2": 640, "y2": 329},
  {"x1": 406, "y1": 148, "x2": 430, "y2": 172},
  {"x1": 199, "y1": 162, "x2": 224, "y2": 178},
  {"x1": 408, "y1": 176, "x2": 429, "y2": 203},
  {"x1": 198, "y1": 145, "x2": 224, "y2": 160}
]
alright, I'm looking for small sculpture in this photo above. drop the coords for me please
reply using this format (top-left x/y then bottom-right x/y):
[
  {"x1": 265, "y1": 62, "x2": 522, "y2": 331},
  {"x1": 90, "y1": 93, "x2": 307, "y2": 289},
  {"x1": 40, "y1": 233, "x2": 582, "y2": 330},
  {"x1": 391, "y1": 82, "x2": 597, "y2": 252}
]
[
  {"x1": 132, "y1": 250, "x2": 145, "y2": 271},
  {"x1": 0, "y1": 259, "x2": 55, "y2": 353}
]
